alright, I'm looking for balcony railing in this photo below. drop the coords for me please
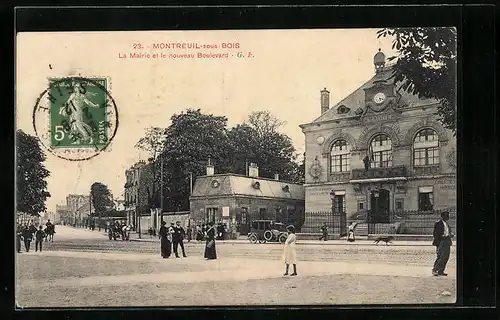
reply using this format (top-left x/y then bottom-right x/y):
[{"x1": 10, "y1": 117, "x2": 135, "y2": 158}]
[{"x1": 351, "y1": 165, "x2": 407, "y2": 180}]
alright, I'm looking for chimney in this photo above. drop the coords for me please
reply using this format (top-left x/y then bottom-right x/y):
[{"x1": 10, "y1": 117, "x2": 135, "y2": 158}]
[
  {"x1": 206, "y1": 157, "x2": 214, "y2": 176},
  {"x1": 206, "y1": 165, "x2": 214, "y2": 176},
  {"x1": 274, "y1": 173, "x2": 280, "y2": 181},
  {"x1": 321, "y1": 87, "x2": 330, "y2": 114},
  {"x1": 248, "y1": 163, "x2": 259, "y2": 177}
]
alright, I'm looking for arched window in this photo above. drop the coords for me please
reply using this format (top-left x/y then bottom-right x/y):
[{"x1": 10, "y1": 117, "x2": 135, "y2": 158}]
[
  {"x1": 370, "y1": 134, "x2": 392, "y2": 168},
  {"x1": 413, "y1": 129, "x2": 439, "y2": 166},
  {"x1": 330, "y1": 139, "x2": 351, "y2": 173}
]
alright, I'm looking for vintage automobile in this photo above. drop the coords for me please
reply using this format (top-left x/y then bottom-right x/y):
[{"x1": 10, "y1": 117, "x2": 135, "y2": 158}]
[{"x1": 247, "y1": 220, "x2": 288, "y2": 244}]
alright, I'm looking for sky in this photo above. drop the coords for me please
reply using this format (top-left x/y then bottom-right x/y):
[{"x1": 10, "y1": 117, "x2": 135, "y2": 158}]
[{"x1": 16, "y1": 29, "x2": 396, "y2": 213}]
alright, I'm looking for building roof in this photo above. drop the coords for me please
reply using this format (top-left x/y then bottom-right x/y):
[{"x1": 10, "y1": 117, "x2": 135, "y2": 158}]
[
  {"x1": 306, "y1": 66, "x2": 439, "y2": 125},
  {"x1": 191, "y1": 174, "x2": 305, "y2": 200}
]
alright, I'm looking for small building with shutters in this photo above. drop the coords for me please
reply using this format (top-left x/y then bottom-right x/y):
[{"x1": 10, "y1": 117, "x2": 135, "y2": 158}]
[{"x1": 189, "y1": 163, "x2": 305, "y2": 235}]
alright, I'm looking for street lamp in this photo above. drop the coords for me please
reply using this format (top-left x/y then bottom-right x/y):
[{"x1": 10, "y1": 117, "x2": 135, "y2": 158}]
[{"x1": 329, "y1": 190, "x2": 335, "y2": 233}]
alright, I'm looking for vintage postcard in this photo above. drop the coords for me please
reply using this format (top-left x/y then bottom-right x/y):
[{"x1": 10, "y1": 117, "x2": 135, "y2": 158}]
[{"x1": 15, "y1": 28, "x2": 457, "y2": 307}]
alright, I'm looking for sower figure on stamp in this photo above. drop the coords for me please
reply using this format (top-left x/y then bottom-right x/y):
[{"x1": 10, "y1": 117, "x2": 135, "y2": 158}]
[
  {"x1": 283, "y1": 225, "x2": 298, "y2": 276},
  {"x1": 158, "y1": 221, "x2": 171, "y2": 259},
  {"x1": 173, "y1": 221, "x2": 187, "y2": 258},
  {"x1": 432, "y1": 211, "x2": 454, "y2": 276},
  {"x1": 319, "y1": 222, "x2": 328, "y2": 241},
  {"x1": 204, "y1": 222, "x2": 217, "y2": 260},
  {"x1": 35, "y1": 226, "x2": 46, "y2": 252},
  {"x1": 59, "y1": 81, "x2": 99, "y2": 145}
]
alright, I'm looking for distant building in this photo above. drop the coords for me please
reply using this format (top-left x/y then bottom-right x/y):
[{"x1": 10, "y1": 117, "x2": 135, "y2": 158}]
[
  {"x1": 123, "y1": 160, "x2": 158, "y2": 229},
  {"x1": 65, "y1": 194, "x2": 90, "y2": 226},
  {"x1": 55, "y1": 204, "x2": 72, "y2": 225},
  {"x1": 190, "y1": 163, "x2": 305, "y2": 234}
]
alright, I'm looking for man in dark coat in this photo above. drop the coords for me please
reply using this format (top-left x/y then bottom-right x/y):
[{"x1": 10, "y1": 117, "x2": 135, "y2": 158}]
[
  {"x1": 172, "y1": 221, "x2": 187, "y2": 258},
  {"x1": 21, "y1": 224, "x2": 33, "y2": 252},
  {"x1": 35, "y1": 226, "x2": 46, "y2": 252},
  {"x1": 432, "y1": 211, "x2": 453, "y2": 276},
  {"x1": 16, "y1": 223, "x2": 22, "y2": 253},
  {"x1": 319, "y1": 222, "x2": 328, "y2": 241}
]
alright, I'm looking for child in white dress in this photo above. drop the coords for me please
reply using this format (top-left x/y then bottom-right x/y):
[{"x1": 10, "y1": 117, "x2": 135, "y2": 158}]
[{"x1": 283, "y1": 225, "x2": 297, "y2": 276}]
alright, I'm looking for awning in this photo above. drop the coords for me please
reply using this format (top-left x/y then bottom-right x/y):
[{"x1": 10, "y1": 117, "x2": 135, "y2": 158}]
[{"x1": 334, "y1": 190, "x2": 346, "y2": 196}]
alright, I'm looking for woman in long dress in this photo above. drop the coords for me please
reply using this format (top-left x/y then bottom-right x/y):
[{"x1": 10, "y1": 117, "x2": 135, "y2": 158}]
[
  {"x1": 283, "y1": 225, "x2": 298, "y2": 276},
  {"x1": 347, "y1": 222, "x2": 357, "y2": 243},
  {"x1": 204, "y1": 221, "x2": 217, "y2": 260},
  {"x1": 158, "y1": 221, "x2": 171, "y2": 258}
]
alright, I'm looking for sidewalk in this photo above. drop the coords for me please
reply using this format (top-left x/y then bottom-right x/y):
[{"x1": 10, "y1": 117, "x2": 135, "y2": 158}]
[{"x1": 128, "y1": 232, "x2": 440, "y2": 246}]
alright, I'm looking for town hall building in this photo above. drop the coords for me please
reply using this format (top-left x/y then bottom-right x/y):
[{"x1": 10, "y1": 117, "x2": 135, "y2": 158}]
[{"x1": 300, "y1": 50, "x2": 456, "y2": 235}]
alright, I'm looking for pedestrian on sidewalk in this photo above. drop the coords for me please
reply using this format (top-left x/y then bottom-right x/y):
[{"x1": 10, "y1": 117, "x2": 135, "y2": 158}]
[
  {"x1": 204, "y1": 221, "x2": 217, "y2": 260},
  {"x1": 186, "y1": 225, "x2": 192, "y2": 243},
  {"x1": 21, "y1": 224, "x2": 32, "y2": 252},
  {"x1": 16, "y1": 223, "x2": 22, "y2": 253},
  {"x1": 432, "y1": 211, "x2": 453, "y2": 276},
  {"x1": 347, "y1": 222, "x2": 358, "y2": 243},
  {"x1": 173, "y1": 221, "x2": 187, "y2": 258},
  {"x1": 35, "y1": 226, "x2": 46, "y2": 252},
  {"x1": 283, "y1": 225, "x2": 297, "y2": 276},
  {"x1": 158, "y1": 221, "x2": 171, "y2": 258},
  {"x1": 319, "y1": 222, "x2": 328, "y2": 241}
]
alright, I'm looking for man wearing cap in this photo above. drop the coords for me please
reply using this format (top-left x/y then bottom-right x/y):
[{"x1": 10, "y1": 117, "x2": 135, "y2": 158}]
[
  {"x1": 432, "y1": 211, "x2": 454, "y2": 276},
  {"x1": 172, "y1": 221, "x2": 187, "y2": 258}
]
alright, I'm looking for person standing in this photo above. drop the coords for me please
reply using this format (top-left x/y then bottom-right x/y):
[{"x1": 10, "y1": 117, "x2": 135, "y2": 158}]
[
  {"x1": 319, "y1": 223, "x2": 328, "y2": 241},
  {"x1": 16, "y1": 223, "x2": 22, "y2": 253},
  {"x1": 172, "y1": 221, "x2": 187, "y2": 258},
  {"x1": 186, "y1": 225, "x2": 192, "y2": 243},
  {"x1": 21, "y1": 224, "x2": 32, "y2": 252},
  {"x1": 432, "y1": 211, "x2": 453, "y2": 276},
  {"x1": 35, "y1": 226, "x2": 46, "y2": 252},
  {"x1": 158, "y1": 221, "x2": 171, "y2": 258},
  {"x1": 347, "y1": 222, "x2": 358, "y2": 243},
  {"x1": 283, "y1": 225, "x2": 298, "y2": 276},
  {"x1": 204, "y1": 221, "x2": 217, "y2": 260}
]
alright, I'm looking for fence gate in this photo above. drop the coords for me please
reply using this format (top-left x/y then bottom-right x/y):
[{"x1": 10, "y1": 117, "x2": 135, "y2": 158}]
[{"x1": 339, "y1": 210, "x2": 347, "y2": 237}]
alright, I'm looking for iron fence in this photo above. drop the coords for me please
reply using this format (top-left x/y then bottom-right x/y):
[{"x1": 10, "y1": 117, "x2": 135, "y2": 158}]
[{"x1": 302, "y1": 208, "x2": 456, "y2": 236}]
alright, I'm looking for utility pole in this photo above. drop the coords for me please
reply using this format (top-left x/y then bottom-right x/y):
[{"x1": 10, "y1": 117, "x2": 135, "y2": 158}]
[
  {"x1": 137, "y1": 165, "x2": 141, "y2": 239},
  {"x1": 188, "y1": 172, "x2": 193, "y2": 195},
  {"x1": 160, "y1": 157, "x2": 164, "y2": 224}
]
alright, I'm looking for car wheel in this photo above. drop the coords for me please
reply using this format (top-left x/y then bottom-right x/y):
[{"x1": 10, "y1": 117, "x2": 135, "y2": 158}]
[
  {"x1": 279, "y1": 233, "x2": 287, "y2": 243},
  {"x1": 249, "y1": 234, "x2": 258, "y2": 243},
  {"x1": 263, "y1": 230, "x2": 273, "y2": 241}
]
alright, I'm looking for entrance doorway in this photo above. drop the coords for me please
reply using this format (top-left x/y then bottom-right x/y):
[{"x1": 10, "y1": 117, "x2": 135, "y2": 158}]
[{"x1": 369, "y1": 189, "x2": 390, "y2": 223}]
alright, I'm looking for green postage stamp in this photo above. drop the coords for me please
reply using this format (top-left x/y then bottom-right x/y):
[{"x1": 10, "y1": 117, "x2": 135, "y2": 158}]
[{"x1": 32, "y1": 77, "x2": 118, "y2": 161}]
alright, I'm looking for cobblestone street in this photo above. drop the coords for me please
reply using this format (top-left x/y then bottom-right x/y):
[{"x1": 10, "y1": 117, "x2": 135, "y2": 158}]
[{"x1": 15, "y1": 226, "x2": 456, "y2": 307}]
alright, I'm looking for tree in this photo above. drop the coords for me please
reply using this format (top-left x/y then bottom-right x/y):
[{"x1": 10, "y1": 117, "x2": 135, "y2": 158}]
[
  {"x1": 160, "y1": 109, "x2": 232, "y2": 211},
  {"x1": 135, "y1": 127, "x2": 166, "y2": 211},
  {"x1": 228, "y1": 111, "x2": 303, "y2": 183},
  {"x1": 377, "y1": 27, "x2": 457, "y2": 133},
  {"x1": 90, "y1": 182, "x2": 114, "y2": 217},
  {"x1": 16, "y1": 130, "x2": 51, "y2": 216}
]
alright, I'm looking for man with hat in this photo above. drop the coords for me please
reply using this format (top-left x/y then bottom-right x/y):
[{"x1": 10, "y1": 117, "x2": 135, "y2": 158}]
[
  {"x1": 432, "y1": 211, "x2": 454, "y2": 276},
  {"x1": 172, "y1": 221, "x2": 187, "y2": 258}
]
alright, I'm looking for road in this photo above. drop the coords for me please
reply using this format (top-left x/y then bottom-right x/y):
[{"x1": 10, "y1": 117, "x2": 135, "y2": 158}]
[{"x1": 15, "y1": 226, "x2": 456, "y2": 307}]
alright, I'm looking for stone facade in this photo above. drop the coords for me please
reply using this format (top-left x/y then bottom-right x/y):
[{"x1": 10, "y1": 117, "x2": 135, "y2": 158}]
[
  {"x1": 300, "y1": 51, "x2": 456, "y2": 233},
  {"x1": 190, "y1": 172, "x2": 305, "y2": 234}
]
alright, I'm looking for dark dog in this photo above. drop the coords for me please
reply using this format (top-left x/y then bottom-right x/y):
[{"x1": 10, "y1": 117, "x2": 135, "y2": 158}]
[{"x1": 374, "y1": 236, "x2": 394, "y2": 245}]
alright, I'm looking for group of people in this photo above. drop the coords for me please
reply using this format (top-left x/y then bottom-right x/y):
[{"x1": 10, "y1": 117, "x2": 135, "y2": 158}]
[
  {"x1": 317, "y1": 222, "x2": 358, "y2": 242},
  {"x1": 158, "y1": 220, "x2": 218, "y2": 260},
  {"x1": 158, "y1": 221, "x2": 188, "y2": 259},
  {"x1": 109, "y1": 221, "x2": 132, "y2": 241},
  {"x1": 16, "y1": 219, "x2": 55, "y2": 253},
  {"x1": 194, "y1": 222, "x2": 228, "y2": 242}
]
